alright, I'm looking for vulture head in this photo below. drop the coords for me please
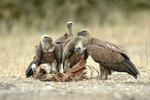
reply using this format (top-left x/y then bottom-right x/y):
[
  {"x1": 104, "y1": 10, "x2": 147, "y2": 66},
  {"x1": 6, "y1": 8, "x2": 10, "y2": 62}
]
[
  {"x1": 67, "y1": 21, "x2": 73, "y2": 29},
  {"x1": 74, "y1": 39, "x2": 86, "y2": 53},
  {"x1": 77, "y1": 29, "x2": 91, "y2": 44},
  {"x1": 77, "y1": 29, "x2": 90, "y2": 38},
  {"x1": 40, "y1": 35, "x2": 55, "y2": 52},
  {"x1": 41, "y1": 35, "x2": 53, "y2": 43},
  {"x1": 67, "y1": 21, "x2": 73, "y2": 37}
]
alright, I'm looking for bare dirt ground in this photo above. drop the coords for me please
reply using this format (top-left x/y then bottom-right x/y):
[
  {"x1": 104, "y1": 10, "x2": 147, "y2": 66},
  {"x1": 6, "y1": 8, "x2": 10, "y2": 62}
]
[
  {"x1": 0, "y1": 24, "x2": 150, "y2": 100},
  {"x1": 1, "y1": 72, "x2": 150, "y2": 100}
]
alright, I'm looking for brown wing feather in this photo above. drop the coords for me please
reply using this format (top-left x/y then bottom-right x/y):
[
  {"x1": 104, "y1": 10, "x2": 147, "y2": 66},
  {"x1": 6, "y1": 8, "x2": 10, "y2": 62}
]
[
  {"x1": 55, "y1": 33, "x2": 69, "y2": 64},
  {"x1": 55, "y1": 33, "x2": 69, "y2": 44},
  {"x1": 87, "y1": 44, "x2": 123, "y2": 63},
  {"x1": 63, "y1": 37, "x2": 84, "y2": 62},
  {"x1": 35, "y1": 42, "x2": 42, "y2": 66},
  {"x1": 54, "y1": 44, "x2": 61, "y2": 72},
  {"x1": 87, "y1": 44, "x2": 139, "y2": 78},
  {"x1": 54, "y1": 44, "x2": 61, "y2": 61},
  {"x1": 62, "y1": 39, "x2": 75, "y2": 63},
  {"x1": 90, "y1": 37, "x2": 129, "y2": 59}
]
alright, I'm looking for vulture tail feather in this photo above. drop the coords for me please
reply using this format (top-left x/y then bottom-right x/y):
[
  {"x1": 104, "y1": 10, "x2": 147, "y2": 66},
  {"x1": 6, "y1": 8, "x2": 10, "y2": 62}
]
[
  {"x1": 26, "y1": 60, "x2": 35, "y2": 77},
  {"x1": 127, "y1": 59, "x2": 139, "y2": 74},
  {"x1": 123, "y1": 59, "x2": 139, "y2": 79}
]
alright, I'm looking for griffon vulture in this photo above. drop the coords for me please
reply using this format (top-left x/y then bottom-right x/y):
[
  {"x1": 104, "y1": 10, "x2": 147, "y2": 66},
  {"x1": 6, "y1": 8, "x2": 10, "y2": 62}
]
[
  {"x1": 26, "y1": 35, "x2": 61, "y2": 77},
  {"x1": 62, "y1": 21, "x2": 74, "y2": 46},
  {"x1": 77, "y1": 29, "x2": 139, "y2": 79},
  {"x1": 26, "y1": 21, "x2": 73, "y2": 77},
  {"x1": 62, "y1": 36, "x2": 88, "y2": 73},
  {"x1": 54, "y1": 21, "x2": 74, "y2": 63}
]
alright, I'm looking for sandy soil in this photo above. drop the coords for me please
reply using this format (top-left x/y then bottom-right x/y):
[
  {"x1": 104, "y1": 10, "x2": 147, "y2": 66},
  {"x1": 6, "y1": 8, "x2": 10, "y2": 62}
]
[{"x1": 0, "y1": 68, "x2": 150, "y2": 100}]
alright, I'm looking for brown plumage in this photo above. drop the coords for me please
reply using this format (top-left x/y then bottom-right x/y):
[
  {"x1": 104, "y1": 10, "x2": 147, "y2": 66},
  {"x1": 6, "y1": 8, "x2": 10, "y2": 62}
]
[
  {"x1": 63, "y1": 21, "x2": 74, "y2": 47},
  {"x1": 62, "y1": 36, "x2": 88, "y2": 72},
  {"x1": 77, "y1": 29, "x2": 139, "y2": 79},
  {"x1": 54, "y1": 33, "x2": 69, "y2": 64},
  {"x1": 54, "y1": 21, "x2": 74, "y2": 63},
  {"x1": 26, "y1": 35, "x2": 61, "y2": 77},
  {"x1": 26, "y1": 21, "x2": 73, "y2": 77},
  {"x1": 90, "y1": 37, "x2": 127, "y2": 55},
  {"x1": 55, "y1": 33, "x2": 69, "y2": 44},
  {"x1": 35, "y1": 43, "x2": 59, "y2": 66},
  {"x1": 55, "y1": 21, "x2": 73, "y2": 44}
]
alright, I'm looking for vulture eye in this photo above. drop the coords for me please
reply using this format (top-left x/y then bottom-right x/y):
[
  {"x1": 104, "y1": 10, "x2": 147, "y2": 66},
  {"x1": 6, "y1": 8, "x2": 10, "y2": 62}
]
[
  {"x1": 67, "y1": 23, "x2": 72, "y2": 27},
  {"x1": 82, "y1": 30, "x2": 86, "y2": 33},
  {"x1": 44, "y1": 36, "x2": 48, "y2": 38}
]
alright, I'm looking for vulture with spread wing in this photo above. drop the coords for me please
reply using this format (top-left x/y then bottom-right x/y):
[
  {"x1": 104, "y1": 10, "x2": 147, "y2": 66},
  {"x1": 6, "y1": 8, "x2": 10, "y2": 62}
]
[
  {"x1": 77, "y1": 29, "x2": 139, "y2": 79},
  {"x1": 62, "y1": 36, "x2": 88, "y2": 72},
  {"x1": 26, "y1": 35, "x2": 61, "y2": 77}
]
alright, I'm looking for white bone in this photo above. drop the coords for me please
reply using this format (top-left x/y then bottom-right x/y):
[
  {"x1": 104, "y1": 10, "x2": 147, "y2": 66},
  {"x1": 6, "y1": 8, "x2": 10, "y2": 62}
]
[
  {"x1": 42, "y1": 64, "x2": 52, "y2": 74},
  {"x1": 31, "y1": 64, "x2": 37, "y2": 73}
]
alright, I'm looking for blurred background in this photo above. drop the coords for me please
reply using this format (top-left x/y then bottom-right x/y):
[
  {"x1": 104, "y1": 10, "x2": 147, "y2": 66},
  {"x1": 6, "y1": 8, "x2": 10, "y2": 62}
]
[
  {"x1": 0, "y1": 0, "x2": 150, "y2": 76},
  {"x1": 0, "y1": 0, "x2": 150, "y2": 34}
]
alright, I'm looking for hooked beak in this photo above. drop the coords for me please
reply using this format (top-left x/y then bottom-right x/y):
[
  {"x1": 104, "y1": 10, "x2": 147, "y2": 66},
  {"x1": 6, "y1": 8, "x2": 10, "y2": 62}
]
[
  {"x1": 45, "y1": 37, "x2": 53, "y2": 43},
  {"x1": 47, "y1": 37, "x2": 52, "y2": 41},
  {"x1": 75, "y1": 47, "x2": 81, "y2": 52},
  {"x1": 67, "y1": 23, "x2": 72, "y2": 28},
  {"x1": 77, "y1": 31, "x2": 84, "y2": 36}
]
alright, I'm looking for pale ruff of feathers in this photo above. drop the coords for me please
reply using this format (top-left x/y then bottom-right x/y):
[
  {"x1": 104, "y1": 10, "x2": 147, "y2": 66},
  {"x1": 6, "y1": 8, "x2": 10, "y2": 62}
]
[{"x1": 41, "y1": 41, "x2": 55, "y2": 52}]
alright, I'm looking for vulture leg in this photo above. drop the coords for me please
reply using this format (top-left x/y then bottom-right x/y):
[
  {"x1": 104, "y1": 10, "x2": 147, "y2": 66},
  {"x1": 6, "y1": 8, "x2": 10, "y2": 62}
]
[
  {"x1": 104, "y1": 69, "x2": 112, "y2": 80},
  {"x1": 99, "y1": 64, "x2": 105, "y2": 79},
  {"x1": 63, "y1": 59, "x2": 70, "y2": 73},
  {"x1": 104, "y1": 69, "x2": 108, "y2": 80},
  {"x1": 56, "y1": 64, "x2": 61, "y2": 72},
  {"x1": 99, "y1": 64, "x2": 112, "y2": 80},
  {"x1": 53, "y1": 60, "x2": 57, "y2": 71}
]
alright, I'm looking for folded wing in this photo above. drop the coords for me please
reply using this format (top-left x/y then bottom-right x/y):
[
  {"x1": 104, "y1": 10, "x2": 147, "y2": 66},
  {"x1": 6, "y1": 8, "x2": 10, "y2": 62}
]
[{"x1": 87, "y1": 44, "x2": 139, "y2": 78}]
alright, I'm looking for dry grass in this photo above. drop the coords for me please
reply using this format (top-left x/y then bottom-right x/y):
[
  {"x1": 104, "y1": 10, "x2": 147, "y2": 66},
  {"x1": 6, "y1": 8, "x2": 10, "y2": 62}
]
[{"x1": 0, "y1": 21, "x2": 150, "y2": 100}]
